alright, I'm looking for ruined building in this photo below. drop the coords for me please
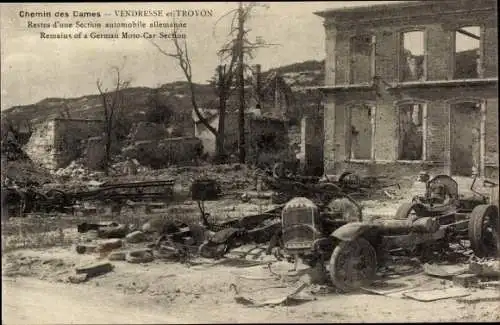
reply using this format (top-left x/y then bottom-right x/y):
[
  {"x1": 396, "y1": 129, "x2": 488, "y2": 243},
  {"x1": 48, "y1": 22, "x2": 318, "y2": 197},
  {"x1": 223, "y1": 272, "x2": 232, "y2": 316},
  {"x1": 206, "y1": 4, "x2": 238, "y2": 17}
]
[
  {"x1": 314, "y1": 0, "x2": 498, "y2": 178},
  {"x1": 24, "y1": 118, "x2": 105, "y2": 170}
]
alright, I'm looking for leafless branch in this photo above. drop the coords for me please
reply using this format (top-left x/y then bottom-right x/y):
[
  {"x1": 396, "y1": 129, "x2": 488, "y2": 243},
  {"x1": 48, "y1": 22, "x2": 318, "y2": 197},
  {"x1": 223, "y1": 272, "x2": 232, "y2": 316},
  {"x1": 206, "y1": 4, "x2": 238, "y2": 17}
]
[
  {"x1": 151, "y1": 26, "x2": 218, "y2": 136},
  {"x1": 212, "y1": 8, "x2": 239, "y2": 38}
]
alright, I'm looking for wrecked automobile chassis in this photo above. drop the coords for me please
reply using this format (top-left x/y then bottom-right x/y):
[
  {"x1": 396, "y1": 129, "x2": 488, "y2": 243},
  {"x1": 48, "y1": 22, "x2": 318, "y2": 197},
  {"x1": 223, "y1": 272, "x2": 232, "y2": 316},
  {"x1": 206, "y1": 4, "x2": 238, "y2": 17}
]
[
  {"x1": 1, "y1": 180, "x2": 176, "y2": 217},
  {"x1": 196, "y1": 205, "x2": 284, "y2": 259},
  {"x1": 262, "y1": 171, "x2": 399, "y2": 205},
  {"x1": 329, "y1": 174, "x2": 499, "y2": 292},
  {"x1": 193, "y1": 179, "x2": 364, "y2": 260}
]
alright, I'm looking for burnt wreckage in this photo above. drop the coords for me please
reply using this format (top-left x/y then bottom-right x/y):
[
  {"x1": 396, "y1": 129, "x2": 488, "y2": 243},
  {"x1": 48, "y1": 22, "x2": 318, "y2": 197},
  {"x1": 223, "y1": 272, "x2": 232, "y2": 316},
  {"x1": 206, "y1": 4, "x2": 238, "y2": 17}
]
[
  {"x1": 1, "y1": 180, "x2": 175, "y2": 217},
  {"x1": 5, "y1": 169, "x2": 499, "y2": 293},
  {"x1": 182, "y1": 176, "x2": 365, "y2": 260},
  {"x1": 263, "y1": 170, "x2": 400, "y2": 205},
  {"x1": 326, "y1": 173, "x2": 500, "y2": 291}
]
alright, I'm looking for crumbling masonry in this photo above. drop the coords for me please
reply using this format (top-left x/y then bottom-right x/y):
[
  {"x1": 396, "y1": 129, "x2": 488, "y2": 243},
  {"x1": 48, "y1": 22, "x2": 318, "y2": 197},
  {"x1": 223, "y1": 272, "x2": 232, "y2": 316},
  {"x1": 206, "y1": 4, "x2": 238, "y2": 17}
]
[{"x1": 315, "y1": 0, "x2": 498, "y2": 179}]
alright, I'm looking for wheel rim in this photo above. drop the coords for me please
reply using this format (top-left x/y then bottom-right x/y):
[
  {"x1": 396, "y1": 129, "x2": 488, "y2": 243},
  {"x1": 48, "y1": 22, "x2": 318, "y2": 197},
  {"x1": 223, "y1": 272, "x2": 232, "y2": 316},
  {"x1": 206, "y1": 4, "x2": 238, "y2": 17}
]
[
  {"x1": 396, "y1": 203, "x2": 420, "y2": 221},
  {"x1": 407, "y1": 207, "x2": 419, "y2": 222},
  {"x1": 333, "y1": 239, "x2": 377, "y2": 289}
]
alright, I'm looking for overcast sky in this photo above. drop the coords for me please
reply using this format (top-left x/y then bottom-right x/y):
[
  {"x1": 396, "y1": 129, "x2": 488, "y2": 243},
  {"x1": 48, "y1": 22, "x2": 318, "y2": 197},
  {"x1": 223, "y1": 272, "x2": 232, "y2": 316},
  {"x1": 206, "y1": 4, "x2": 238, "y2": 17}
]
[{"x1": 0, "y1": 1, "x2": 431, "y2": 110}]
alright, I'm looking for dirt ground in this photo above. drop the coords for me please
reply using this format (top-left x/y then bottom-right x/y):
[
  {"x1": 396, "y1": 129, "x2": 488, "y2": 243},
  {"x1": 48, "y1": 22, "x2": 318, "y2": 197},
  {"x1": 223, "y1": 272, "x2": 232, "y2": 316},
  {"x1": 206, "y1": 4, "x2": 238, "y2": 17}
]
[
  {"x1": 2, "y1": 245, "x2": 499, "y2": 323},
  {"x1": 2, "y1": 173, "x2": 499, "y2": 323}
]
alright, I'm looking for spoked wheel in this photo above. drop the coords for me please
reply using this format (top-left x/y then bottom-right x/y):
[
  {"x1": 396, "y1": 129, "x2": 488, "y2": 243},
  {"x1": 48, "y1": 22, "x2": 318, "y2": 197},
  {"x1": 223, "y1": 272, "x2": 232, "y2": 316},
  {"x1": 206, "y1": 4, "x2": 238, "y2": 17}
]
[
  {"x1": 329, "y1": 237, "x2": 377, "y2": 292},
  {"x1": 468, "y1": 204, "x2": 500, "y2": 257},
  {"x1": 395, "y1": 202, "x2": 422, "y2": 221}
]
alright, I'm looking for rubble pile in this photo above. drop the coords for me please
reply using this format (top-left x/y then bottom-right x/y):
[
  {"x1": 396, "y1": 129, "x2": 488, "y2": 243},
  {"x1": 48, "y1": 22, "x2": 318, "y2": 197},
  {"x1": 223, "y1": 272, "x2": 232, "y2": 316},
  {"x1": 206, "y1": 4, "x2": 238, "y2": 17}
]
[
  {"x1": 141, "y1": 163, "x2": 256, "y2": 193},
  {"x1": 73, "y1": 220, "x2": 199, "y2": 272},
  {"x1": 54, "y1": 156, "x2": 151, "y2": 180},
  {"x1": 110, "y1": 158, "x2": 150, "y2": 175},
  {"x1": 1, "y1": 135, "x2": 53, "y2": 186},
  {"x1": 54, "y1": 159, "x2": 101, "y2": 180}
]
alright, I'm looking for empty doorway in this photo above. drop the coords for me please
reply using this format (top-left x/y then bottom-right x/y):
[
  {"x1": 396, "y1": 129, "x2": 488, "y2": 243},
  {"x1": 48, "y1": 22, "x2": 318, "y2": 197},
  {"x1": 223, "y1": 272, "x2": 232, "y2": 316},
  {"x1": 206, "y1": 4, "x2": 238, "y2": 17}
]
[{"x1": 450, "y1": 101, "x2": 482, "y2": 176}]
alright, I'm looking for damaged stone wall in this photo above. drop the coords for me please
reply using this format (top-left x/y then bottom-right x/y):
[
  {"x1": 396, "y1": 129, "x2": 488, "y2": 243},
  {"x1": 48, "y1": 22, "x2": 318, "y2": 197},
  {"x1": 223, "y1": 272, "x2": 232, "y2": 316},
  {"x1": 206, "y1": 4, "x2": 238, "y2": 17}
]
[
  {"x1": 53, "y1": 119, "x2": 105, "y2": 168},
  {"x1": 122, "y1": 137, "x2": 202, "y2": 168},
  {"x1": 324, "y1": 87, "x2": 498, "y2": 177},
  {"x1": 321, "y1": 0, "x2": 498, "y2": 178},
  {"x1": 24, "y1": 118, "x2": 104, "y2": 170},
  {"x1": 484, "y1": 98, "x2": 498, "y2": 179},
  {"x1": 129, "y1": 122, "x2": 169, "y2": 142},
  {"x1": 24, "y1": 120, "x2": 58, "y2": 170},
  {"x1": 81, "y1": 136, "x2": 107, "y2": 170}
]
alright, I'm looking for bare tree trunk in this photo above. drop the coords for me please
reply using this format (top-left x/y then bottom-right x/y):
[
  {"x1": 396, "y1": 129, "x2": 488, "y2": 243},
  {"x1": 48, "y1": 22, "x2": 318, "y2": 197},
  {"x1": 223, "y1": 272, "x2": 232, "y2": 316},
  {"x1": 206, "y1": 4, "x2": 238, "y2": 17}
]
[
  {"x1": 215, "y1": 65, "x2": 227, "y2": 164},
  {"x1": 237, "y1": 2, "x2": 246, "y2": 164},
  {"x1": 97, "y1": 67, "x2": 129, "y2": 176},
  {"x1": 104, "y1": 130, "x2": 112, "y2": 176}
]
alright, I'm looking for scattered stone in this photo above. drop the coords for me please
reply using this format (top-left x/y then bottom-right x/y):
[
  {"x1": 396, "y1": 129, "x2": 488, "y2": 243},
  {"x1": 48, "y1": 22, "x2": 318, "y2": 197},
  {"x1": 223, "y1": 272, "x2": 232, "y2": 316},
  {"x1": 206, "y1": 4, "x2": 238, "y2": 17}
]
[
  {"x1": 469, "y1": 260, "x2": 500, "y2": 277},
  {"x1": 68, "y1": 273, "x2": 88, "y2": 284},
  {"x1": 108, "y1": 251, "x2": 127, "y2": 261},
  {"x1": 155, "y1": 246, "x2": 181, "y2": 261},
  {"x1": 141, "y1": 216, "x2": 168, "y2": 234},
  {"x1": 125, "y1": 230, "x2": 147, "y2": 243},
  {"x1": 478, "y1": 280, "x2": 500, "y2": 289},
  {"x1": 423, "y1": 263, "x2": 469, "y2": 278},
  {"x1": 75, "y1": 244, "x2": 97, "y2": 254},
  {"x1": 97, "y1": 224, "x2": 128, "y2": 239},
  {"x1": 75, "y1": 262, "x2": 114, "y2": 278},
  {"x1": 241, "y1": 192, "x2": 250, "y2": 203},
  {"x1": 453, "y1": 274, "x2": 480, "y2": 288},
  {"x1": 126, "y1": 249, "x2": 155, "y2": 264},
  {"x1": 97, "y1": 239, "x2": 123, "y2": 255}
]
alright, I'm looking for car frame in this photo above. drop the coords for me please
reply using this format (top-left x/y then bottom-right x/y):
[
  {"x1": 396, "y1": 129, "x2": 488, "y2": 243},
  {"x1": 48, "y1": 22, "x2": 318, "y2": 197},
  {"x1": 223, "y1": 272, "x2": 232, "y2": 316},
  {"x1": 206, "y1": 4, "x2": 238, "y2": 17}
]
[{"x1": 329, "y1": 173, "x2": 499, "y2": 291}]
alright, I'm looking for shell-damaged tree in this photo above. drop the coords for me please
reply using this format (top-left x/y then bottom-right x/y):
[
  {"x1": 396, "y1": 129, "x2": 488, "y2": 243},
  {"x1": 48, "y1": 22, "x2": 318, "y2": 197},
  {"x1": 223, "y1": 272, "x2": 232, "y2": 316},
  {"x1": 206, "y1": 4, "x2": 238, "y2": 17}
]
[{"x1": 96, "y1": 63, "x2": 131, "y2": 175}]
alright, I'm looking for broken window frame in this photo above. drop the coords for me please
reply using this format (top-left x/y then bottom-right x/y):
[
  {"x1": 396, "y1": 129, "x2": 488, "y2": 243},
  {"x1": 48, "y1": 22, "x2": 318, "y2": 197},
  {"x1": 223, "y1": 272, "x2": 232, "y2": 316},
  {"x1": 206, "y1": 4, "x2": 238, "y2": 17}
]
[
  {"x1": 345, "y1": 102, "x2": 377, "y2": 162},
  {"x1": 398, "y1": 29, "x2": 427, "y2": 83},
  {"x1": 451, "y1": 25, "x2": 484, "y2": 80},
  {"x1": 396, "y1": 100, "x2": 427, "y2": 162},
  {"x1": 348, "y1": 34, "x2": 376, "y2": 85}
]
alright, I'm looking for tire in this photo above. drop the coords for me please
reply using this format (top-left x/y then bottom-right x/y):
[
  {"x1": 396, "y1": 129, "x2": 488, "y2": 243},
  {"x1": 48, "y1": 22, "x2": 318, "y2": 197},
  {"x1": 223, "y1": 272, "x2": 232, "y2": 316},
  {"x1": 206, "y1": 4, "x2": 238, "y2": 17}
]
[
  {"x1": 126, "y1": 249, "x2": 155, "y2": 263},
  {"x1": 328, "y1": 237, "x2": 377, "y2": 292},
  {"x1": 468, "y1": 204, "x2": 500, "y2": 258},
  {"x1": 395, "y1": 202, "x2": 421, "y2": 221}
]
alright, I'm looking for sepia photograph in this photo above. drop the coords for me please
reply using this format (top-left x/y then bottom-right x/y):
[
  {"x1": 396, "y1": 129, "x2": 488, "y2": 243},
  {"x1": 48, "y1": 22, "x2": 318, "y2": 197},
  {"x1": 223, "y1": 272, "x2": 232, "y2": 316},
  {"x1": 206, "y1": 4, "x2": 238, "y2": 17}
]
[{"x1": 1, "y1": 0, "x2": 499, "y2": 323}]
